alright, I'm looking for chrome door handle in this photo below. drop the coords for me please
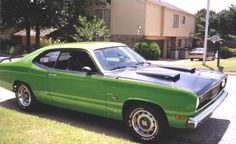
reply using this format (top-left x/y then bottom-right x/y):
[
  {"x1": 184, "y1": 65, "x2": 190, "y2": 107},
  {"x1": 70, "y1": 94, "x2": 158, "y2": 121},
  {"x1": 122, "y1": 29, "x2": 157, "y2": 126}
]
[{"x1": 48, "y1": 73, "x2": 57, "y2": 77}]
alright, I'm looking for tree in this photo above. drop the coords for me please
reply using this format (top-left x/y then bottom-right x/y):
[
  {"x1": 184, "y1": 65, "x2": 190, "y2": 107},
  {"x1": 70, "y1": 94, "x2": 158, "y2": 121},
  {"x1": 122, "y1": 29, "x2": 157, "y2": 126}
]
[
  {"x1": 195, "y1": 5, "x2": 236, "y2": 39},
  {"x1": 1, "y1": 0, "x2": 85, "y2": 51},
  {"x1": 71, "y1": 16, "x2": 110, "y2": 42},
  {"x1": 217, "y1": 4, "x2": 236, "y2": 39},
  {"x1": 2, "y1": 0, "x2": 34, "y2": 51},
  {"x1": 195, "y1": 9, "x2": 218, "y2": 38}
]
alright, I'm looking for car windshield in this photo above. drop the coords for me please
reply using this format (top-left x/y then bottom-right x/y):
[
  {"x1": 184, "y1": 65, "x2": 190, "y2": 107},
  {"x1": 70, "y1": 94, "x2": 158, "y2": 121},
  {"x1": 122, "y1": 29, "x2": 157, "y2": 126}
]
[{"x1": 94, "y1": 46, "x2": 147, "y2": 71}]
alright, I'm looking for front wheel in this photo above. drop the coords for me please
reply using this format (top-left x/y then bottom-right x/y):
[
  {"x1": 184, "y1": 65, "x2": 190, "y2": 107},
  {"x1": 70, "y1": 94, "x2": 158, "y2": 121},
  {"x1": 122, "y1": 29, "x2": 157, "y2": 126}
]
[
  {"x1": 125, "y1": 104, "x2": 168, "y2": 143},
  {"x1": 16, "y1": 83, "x2": 38, "y2": 111}
]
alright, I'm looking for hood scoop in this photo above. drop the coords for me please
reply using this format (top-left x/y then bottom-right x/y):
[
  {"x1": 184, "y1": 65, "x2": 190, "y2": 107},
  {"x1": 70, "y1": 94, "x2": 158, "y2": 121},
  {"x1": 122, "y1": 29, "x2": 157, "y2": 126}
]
[
  {"x1": 158, "y1": 65, "x2": 196, "y2": 73},
  {"x1": 136, "y1": 71, "x2": 180, "y2": 82}
]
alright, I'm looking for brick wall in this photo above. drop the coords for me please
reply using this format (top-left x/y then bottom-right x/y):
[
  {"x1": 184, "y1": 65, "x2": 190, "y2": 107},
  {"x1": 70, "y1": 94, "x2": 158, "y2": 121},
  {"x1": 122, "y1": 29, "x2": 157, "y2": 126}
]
[{"x1": 111, "y1": 35, "x2": 144, "y2": 48}]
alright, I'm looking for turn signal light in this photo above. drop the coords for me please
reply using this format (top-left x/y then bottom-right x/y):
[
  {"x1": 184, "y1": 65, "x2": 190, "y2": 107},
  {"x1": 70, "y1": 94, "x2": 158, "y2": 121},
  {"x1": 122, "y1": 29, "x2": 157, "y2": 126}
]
[{"x1": 175, "y1": 116, "x2": 186, "y2": 120}]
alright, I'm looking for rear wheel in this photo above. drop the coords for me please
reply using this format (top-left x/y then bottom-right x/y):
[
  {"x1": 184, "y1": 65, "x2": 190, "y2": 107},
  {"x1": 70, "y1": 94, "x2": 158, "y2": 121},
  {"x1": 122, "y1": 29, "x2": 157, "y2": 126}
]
[
  {"x1": 15, "y1": 83, "x2": 38, "y2": 111},
  {"x1": 190, "y1": 58, "x2": 193, "y2": 61},
  {"x1": 125, "y1": 104, "x2": 167, "y2": 143}
]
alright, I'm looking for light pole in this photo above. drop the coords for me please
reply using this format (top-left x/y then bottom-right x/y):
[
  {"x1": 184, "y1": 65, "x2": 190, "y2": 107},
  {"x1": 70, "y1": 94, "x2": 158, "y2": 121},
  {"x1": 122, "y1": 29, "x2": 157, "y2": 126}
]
[
  {"x1": 0, "y1": 0, "x2": 2, "y2": 53},
  {"x1": 203, "y1": 0, "x2": 210, "y2": 65},
  {"x1": 0, "y1": 0, "x2": 2, "y2": 24}
]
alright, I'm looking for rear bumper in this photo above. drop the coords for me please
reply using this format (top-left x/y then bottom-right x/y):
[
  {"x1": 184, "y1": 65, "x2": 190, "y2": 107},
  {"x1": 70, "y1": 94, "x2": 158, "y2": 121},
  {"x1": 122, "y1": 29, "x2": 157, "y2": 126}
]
[{"x1": 187, "y1": 90, "x2": 228, "y2": 129}]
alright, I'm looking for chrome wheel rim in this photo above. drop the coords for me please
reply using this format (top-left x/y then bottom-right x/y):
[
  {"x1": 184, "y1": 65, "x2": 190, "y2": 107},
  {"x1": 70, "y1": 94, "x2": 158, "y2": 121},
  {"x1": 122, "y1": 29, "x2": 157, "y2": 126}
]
[
  {"x1": 131, "y1": 109, "x2": 158, "y2": 138},
  {"x1": 17, "y1": 85, "x2": 31, "y2": 107}
]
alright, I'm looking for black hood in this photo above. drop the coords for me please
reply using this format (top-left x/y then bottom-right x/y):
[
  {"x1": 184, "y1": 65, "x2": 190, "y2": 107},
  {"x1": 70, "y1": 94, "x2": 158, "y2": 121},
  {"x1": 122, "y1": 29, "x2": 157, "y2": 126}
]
[{"x1": 106, "y1": 65, "x2": 226, "y2": 96}]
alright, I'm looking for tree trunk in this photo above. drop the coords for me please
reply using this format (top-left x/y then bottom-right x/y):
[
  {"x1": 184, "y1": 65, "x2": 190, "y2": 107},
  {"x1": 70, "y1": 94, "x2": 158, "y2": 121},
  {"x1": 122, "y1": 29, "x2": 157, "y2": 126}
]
[
  {"x1": 35, "y1": 24, "x2": 40, "y2": 49},
  {"x1": 25, "y1": 20, "x2": 31, "y2": 52}
]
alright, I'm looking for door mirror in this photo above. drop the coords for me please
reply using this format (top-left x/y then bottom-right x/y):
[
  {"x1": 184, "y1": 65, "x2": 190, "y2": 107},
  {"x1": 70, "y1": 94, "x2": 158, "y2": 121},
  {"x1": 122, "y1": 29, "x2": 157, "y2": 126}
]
[{"x1": 81, "y1": 66, "x2": 92, "y2": 75}]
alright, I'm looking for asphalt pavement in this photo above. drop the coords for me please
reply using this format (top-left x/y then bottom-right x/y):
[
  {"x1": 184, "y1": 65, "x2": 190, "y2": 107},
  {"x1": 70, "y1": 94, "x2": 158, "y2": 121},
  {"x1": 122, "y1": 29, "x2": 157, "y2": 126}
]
[{"x1": 0, "y1": 76, "x2": 235, "y2": 144}]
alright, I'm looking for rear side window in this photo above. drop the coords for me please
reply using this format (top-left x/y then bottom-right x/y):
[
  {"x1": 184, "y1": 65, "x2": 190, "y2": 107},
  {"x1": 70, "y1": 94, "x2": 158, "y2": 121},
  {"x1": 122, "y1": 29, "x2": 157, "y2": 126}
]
[{"x1": 34, "y1": 51, "x2": 60, "y2": 68}]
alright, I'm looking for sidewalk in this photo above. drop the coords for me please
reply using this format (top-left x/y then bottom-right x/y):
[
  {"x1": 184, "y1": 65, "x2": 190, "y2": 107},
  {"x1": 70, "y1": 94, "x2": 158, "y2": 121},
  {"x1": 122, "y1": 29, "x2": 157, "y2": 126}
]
[{"x1": 0, "y1": 88, "x2": 15, "y2": 102}]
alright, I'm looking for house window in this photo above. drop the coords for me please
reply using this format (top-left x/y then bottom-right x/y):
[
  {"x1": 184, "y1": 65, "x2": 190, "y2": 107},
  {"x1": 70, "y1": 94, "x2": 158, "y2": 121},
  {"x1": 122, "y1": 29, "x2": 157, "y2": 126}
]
[
  {"x1": 173, "y1": 14, "x2": 179, "y2": 28},
  {"x1": 182, "y1": 16, "x2": 186, "y2": 24},
  {"x1": 95, "y1": 8, "x2": 111, "y2": 29}
]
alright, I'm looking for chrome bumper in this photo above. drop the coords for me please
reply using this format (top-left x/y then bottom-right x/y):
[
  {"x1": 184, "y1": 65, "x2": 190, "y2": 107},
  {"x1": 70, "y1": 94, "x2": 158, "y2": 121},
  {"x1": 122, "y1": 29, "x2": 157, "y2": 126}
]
[{"x1": 187, "y1": 90, "x2": 228, "y2": 129}]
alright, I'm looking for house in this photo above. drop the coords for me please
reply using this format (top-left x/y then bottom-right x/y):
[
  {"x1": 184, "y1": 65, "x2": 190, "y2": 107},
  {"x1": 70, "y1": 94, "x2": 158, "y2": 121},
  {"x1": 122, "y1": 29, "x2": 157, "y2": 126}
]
[
  {"x1": 13, "y1": 28, "x2": 56, "y2": 49},
  {"x1": 85, "y1": 0, "x2": 195, "y2": 59}
]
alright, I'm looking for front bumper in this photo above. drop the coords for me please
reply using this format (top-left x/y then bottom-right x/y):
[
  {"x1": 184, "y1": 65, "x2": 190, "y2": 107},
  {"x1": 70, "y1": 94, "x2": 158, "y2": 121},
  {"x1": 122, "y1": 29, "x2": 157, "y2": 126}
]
[{"x1": 187, "y1": 90, "x2": 228, "y2": 129}]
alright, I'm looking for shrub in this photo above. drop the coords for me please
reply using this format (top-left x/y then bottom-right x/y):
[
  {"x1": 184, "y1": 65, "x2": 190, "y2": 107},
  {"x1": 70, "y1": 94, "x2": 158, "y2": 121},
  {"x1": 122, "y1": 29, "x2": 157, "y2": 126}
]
[
  {"x1": 220, "y1": 46, "x2": 236, "y2": 58},
  {"x1": 71, "y1": 15, "x2": 110, "y2": 42},
  {"x1": 9, "y1": 45, "x2": 24, "y2": 57},
  {"x1": 134, "y1": 41, "x2": 160, "y2": 60}
]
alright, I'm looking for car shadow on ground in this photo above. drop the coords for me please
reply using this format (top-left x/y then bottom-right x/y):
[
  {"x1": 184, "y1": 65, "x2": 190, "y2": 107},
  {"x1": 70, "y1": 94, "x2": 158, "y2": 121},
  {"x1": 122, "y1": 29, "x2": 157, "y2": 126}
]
[
  {"x1": 202, "y1": 64, "x2": 215, "y2": 70},
  {"x1": 0, "y1": 98, "x2": 230, "y2": 144}
]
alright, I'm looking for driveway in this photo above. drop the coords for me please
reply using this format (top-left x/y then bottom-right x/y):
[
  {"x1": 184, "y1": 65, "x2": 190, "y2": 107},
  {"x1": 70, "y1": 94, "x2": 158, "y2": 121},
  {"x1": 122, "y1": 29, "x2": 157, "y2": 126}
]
[{"x1": 0, "y1": 76, "x2": 235, "y2": 144}]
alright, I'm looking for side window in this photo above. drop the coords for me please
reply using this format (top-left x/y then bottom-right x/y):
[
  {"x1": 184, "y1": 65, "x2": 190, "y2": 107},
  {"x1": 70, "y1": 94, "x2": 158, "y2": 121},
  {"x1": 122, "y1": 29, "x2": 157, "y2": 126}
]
[
  {"x1": 35, "y1": 51, "x2": 60, "y2": 68},
  {"x1": 55, "y1": 50, "x2": 98, "y2": 72}
]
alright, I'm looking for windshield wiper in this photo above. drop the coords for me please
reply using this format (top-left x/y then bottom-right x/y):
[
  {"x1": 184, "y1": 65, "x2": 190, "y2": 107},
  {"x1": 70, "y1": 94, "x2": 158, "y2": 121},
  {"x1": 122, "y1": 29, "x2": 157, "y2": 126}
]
[
  {"x1": 136, "y1": 61, "x2": 151, "y2": 66},
  {"x1": 110, "y1": 66, "x2": 128, "y2": 70},
  {"x1": 110, "y1": 65, "x2": 138, "y2": 70}
]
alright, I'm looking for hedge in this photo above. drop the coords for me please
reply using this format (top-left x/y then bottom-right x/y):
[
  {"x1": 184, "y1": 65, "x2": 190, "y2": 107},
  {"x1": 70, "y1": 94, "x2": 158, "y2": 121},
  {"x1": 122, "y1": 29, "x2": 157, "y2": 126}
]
[
  {"x1": 133, "y1": 41, "x2": 160, "y2": 60},
  {"x1": 221, "y1": 46, "x2": 236, "y2": 58}
]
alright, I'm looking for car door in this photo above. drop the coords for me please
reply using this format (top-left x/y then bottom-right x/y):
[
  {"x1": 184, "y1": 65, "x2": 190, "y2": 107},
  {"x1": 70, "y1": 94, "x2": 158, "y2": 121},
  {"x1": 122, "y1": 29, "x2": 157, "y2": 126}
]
[
  {"x1": 33, "y1": 50, "x2": 61, "y2": 104},
  {"x1": 48, "y1": 49, "x2": 106, "y2": 117}
]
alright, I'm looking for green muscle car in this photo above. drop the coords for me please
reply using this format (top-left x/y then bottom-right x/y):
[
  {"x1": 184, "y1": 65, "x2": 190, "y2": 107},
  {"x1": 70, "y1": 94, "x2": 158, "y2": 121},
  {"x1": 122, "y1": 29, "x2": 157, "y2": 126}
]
[{"x1": 0, "y1": 42, "x2": 228, "y2": 143}]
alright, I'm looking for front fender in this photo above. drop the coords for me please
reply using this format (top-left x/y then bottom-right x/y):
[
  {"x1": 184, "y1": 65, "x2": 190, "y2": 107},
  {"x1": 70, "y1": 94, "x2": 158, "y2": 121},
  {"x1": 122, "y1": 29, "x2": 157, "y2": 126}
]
[{"x1": 105, "y1": 77, "x2": 198, "y2": 128}]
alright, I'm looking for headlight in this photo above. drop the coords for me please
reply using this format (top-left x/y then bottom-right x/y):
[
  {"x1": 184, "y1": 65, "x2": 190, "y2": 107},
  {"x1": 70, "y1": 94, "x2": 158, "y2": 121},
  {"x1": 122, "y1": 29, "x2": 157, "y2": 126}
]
[{"x1": 221, "y1": 78, "x2": 227, "y2": 88}]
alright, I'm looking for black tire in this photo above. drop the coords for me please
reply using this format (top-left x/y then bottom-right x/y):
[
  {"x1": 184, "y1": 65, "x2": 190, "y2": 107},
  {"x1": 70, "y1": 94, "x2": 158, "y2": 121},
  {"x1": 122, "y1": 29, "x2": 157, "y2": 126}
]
[
  {"x1": 190, "y1": 58, "x2": 193, "y2": 61},
  {"x1": 124, "y1": 104, "x2": 168, "y2": 144},
  {"x1": 15, "y1": 83, "x2": 38, "y2": 111},
  {"x1": 199, "y1": 58, "x2": 203, "y2": 61}
]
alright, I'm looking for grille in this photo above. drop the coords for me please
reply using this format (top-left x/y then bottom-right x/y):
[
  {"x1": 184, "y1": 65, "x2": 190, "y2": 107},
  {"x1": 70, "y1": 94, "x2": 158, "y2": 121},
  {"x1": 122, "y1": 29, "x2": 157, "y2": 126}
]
[{"x1": 197, "y1": 82, "x2": 222, "y2": 110}]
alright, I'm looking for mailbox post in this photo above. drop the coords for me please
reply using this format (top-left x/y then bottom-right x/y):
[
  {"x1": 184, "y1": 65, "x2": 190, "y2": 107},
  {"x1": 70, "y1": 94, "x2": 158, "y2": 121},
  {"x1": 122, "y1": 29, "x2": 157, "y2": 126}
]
[
  {"x1": 215, "y1": 41, "x2": 222, "y2": 67},
  {"x1": 208, "y1": 35, "x2": 223, "y2": 68}
]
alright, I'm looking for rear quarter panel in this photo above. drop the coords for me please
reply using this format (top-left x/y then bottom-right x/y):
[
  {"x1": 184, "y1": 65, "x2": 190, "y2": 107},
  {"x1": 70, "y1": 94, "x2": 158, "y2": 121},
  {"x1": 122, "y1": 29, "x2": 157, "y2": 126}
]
[{"x1": 0, "y1": 57, "x2": 51, "y2": 104}]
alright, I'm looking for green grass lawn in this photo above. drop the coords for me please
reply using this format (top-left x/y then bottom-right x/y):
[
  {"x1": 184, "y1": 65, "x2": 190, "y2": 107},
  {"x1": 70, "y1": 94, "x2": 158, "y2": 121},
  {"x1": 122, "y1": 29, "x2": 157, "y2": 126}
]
[
  {"x1": 175, "y1": 57, "x2": 236, "y2": 72},
  {"x1": 0, "y1": 107, "x2": 134, "y2": 144}
]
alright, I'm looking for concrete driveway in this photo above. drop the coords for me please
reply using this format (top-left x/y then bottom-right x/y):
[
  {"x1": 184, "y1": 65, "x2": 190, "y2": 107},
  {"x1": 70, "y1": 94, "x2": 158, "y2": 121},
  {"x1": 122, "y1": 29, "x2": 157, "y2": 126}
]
[{"x1": 0, "y1": 76, "x2": 235, "y2": 144}]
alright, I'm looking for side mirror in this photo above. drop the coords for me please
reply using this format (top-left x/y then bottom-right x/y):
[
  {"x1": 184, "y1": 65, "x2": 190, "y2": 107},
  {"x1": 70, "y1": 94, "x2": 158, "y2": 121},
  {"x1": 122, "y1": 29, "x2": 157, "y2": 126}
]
[{"x1": 81, "y1": 66, "x2": 92, "y2": 75}]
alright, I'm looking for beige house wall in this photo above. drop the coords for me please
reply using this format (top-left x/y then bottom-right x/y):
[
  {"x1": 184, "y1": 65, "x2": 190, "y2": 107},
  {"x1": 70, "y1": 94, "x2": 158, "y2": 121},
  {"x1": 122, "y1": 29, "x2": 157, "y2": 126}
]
[
  {"x1": 163, "y1": 8, "x2": 195, "y2": 37},
  {"x1": 144, "y1": 3, "x2": 162, "y2": 36},
  {"x1": 111, "y1": 0, "x2": 146, "y2": 36},
  {"x1": 111, "y1": 0, "x2": 195, "y2": 39}
]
